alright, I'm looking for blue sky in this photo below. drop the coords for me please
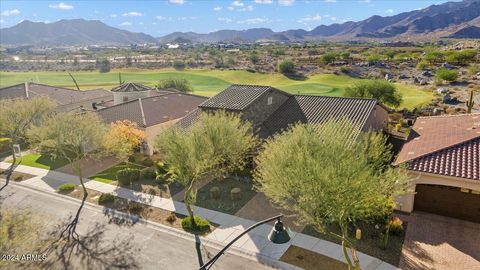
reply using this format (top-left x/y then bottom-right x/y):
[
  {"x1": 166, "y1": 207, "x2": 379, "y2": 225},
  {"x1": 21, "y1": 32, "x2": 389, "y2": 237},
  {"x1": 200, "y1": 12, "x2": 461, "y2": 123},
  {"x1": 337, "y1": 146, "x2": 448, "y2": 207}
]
[{"x1": 0, "y1": 0, "x2": 457, "y2": 36}]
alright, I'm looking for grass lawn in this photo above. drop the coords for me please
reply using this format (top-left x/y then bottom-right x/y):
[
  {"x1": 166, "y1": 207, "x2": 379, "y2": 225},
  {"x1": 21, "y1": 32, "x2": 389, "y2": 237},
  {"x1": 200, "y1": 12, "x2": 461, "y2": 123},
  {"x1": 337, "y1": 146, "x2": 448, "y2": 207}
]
[
  {"x1": 302, "y1": 220, "x2": 407, "y2": 266},
  {"x1": 92, "y1": 162, "x2": 146, "y2": 184},
  {"x1": 195, "y1": 178, "x2": 257, "y2": 215},
  {"x1": 0, "y1": 69, "x2": 433, "y2": 109},
  {"x1": 10, "y1": 153, "x2": 70, "y2": 170},
  {"x1": 280, "y1": 245, "x2": 348, "y2": 270}
]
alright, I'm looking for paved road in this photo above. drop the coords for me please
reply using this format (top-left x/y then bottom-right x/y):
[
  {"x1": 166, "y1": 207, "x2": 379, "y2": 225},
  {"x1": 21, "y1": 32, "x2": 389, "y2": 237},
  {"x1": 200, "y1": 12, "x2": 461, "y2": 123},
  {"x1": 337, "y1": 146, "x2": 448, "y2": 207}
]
[{"x1": 0, "y1": 184, "x2": 276, "y2": 270}]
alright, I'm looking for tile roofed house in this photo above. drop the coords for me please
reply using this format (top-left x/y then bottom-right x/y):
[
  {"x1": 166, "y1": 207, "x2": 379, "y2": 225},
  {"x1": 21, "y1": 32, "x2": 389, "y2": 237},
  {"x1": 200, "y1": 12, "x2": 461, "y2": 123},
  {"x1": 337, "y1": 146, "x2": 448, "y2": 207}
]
[
  {"x1": 97, "y1": 92, "x2": 207, "y2": 154},
  {"x1": 0, "y1": 82, "x2": 113, "y2": 112},
  {"x1": 179, "y1": 84, "x2": 388, "y2": 138},
  {"x1": 111, "y1": 82, "x2": 152, "y2": 92},
  {"x1": 111, "y1": 82, "x2": 154, "y2": 105},
  {"x1": 395, "y1": 114, "x2": 480, "y2": 223}
]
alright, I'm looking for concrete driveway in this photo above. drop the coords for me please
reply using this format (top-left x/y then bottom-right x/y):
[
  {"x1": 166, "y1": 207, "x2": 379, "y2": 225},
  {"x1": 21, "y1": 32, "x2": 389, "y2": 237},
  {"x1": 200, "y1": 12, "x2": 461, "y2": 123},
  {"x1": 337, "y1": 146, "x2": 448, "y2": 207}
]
[{"x1": 399, "y1": 212, "x2": 480, "y2": 270}]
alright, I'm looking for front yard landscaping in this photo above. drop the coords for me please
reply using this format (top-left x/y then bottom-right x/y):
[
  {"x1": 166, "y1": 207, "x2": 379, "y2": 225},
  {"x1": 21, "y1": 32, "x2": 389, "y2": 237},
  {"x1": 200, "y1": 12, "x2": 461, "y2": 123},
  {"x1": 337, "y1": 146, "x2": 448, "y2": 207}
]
[
  {"x1": 280, "y1": 245, "x2": 348, "y2": 270},
  {"x1": 302, "y1": 219, "x2": 407, "y2": 266},
  {"x1": 92, "y1": 162, "x2": 146, "y2": 184},
  {"x1": 195, "y1": 178, "x2": 257, "y2": 215},
  {"x1": 9, "y1": 153, "x2": 70, "y2": 170},
  {"x1": 0, "y1": 169, "x2": 34, "y2": 182}
]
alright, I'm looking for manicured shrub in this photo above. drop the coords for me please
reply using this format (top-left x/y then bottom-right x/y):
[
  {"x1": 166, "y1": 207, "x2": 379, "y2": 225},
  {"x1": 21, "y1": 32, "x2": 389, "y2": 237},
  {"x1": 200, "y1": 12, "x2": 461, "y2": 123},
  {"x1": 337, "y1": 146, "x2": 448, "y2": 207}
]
[
  {"x1": 98, "y1": 193, "x2": 115, "y2": 204},
  {"x1": 387, "y1": 217, "x2": 404, "y2": 236},
  {"x1": 58, "y1": 183, "x2": 76, "y2": 193},
  {"x1": 117, "y1": 168, "x2": 141, "y2": 186},
  {"x1": 141, "y1": 168, "x2": 157, "y2": 180},
  {"x1": 181, "y1": 216, "x2": 211, "y2": 234},
  {"x1": 128, "y1": 202, "x2": 143, "y2": 214}
]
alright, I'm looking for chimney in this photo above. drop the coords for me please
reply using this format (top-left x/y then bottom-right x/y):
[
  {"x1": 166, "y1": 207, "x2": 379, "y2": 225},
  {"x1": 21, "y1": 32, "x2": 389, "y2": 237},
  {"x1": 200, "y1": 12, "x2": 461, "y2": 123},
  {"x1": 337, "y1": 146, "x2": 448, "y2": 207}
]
[{"x1": 24, "y1": 82, "x2": 29, "y2": 98}]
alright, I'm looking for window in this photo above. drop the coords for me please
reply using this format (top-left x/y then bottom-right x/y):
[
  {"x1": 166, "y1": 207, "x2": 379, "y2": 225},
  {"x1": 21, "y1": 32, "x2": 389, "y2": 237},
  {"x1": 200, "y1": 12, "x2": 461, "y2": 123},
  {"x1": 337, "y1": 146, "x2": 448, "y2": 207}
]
[{"x1": 267, "y1": 96, "x2": 273, "y2": 105}]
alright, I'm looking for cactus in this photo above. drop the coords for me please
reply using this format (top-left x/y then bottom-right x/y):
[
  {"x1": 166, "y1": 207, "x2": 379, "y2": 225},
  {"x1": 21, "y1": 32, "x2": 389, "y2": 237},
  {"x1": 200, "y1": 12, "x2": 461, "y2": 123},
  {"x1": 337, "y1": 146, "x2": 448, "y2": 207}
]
[
  {"x1": 466, "y1": 89, "x2": 475, "y2": 114},
  {"x1": 118, "y1": 72, "x2": 125, "y2": 85}
]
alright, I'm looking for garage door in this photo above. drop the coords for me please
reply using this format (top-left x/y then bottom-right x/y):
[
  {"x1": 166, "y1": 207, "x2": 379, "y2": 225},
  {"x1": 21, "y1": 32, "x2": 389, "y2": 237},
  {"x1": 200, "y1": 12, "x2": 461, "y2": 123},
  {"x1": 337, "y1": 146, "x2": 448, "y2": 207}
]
[{"x1": 414, "y1": 184, "x2": 480, "y2": 223}]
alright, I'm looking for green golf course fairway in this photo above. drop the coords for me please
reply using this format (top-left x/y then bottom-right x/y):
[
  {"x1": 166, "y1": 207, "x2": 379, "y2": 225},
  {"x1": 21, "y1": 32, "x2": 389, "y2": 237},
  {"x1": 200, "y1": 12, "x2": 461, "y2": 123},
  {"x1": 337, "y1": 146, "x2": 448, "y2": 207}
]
[{"x1": 0, "y1": 69, "x2": 433, "y2": 109}]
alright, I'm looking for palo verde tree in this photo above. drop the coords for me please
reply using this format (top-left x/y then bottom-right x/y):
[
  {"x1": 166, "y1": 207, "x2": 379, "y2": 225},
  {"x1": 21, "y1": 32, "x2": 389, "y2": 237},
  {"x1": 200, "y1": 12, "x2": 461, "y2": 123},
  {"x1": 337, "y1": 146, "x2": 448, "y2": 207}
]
[
  {"x1": 345, "y1": 80, "x2": 403, "y2": 108},
  {"x1": 28, "y1": 112, "x2": 107, "y2": 240},
  {"x1": 0, "y1": 97, "x2": 55, "y2": 191},
  {"x1": 254, "y1": 119, "x2": 410, "y2": 270},
  {"x1": 155, "y1": 111, "x2": 257, "y2": 229},
  {"x1": 103, "y1": 120, "x2": 146, "y2": 163}
]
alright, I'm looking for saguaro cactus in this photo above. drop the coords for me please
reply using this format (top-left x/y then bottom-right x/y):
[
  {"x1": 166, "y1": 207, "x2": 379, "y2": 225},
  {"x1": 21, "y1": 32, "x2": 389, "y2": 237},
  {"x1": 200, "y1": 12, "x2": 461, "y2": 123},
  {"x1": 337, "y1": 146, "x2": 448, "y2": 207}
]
[{"x1": 466, "y1": 90, "x2": 475, "y2": 113}]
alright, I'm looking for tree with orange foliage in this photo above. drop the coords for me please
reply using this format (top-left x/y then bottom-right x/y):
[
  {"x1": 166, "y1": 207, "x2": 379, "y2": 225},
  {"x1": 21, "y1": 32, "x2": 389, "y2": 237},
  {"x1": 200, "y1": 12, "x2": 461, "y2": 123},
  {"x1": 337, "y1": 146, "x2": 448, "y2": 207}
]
[{"x1": 103, "y1": 120, "x2": 146, "y2": 162}]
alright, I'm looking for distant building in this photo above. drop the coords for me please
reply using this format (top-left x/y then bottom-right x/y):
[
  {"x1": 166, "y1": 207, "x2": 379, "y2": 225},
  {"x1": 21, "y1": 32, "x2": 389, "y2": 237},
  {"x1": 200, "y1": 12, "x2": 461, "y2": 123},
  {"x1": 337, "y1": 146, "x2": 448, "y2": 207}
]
[{"x1": 111, "y1": 82, "x2": 153, "y2": 105}]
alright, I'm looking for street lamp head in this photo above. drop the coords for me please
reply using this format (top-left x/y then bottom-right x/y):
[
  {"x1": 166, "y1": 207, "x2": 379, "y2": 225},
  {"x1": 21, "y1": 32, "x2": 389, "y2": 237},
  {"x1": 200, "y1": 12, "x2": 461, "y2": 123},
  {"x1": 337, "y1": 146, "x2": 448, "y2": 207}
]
[{"x1": 268, "y1": 218, "x2": 291, "y2": 244}]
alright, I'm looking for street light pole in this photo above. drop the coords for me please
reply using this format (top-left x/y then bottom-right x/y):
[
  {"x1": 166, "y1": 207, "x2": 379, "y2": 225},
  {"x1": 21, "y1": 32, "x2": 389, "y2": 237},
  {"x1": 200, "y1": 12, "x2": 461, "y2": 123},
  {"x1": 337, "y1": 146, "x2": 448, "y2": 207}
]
[{"x1": 199, "y1": 214, "x2": 291, "y2": 270}]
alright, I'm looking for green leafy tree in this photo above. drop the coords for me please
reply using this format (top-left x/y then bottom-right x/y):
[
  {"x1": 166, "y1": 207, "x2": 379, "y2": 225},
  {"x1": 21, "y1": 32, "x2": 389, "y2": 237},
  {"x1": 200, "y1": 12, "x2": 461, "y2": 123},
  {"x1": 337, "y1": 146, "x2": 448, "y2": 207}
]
[
  {"x1": 0, "y1": 97, "x2": 55, "y2": 191},
  {"x1": 345, "y1": 80, "x2": 403, "y2": 108},
  {"x1": 321, "y1": 52, "x2": 337, "y2": 64},
  {"x1": 28, "y1": 112, "x2": 107, "y2": 240},
  {"x1": 156, "y1": 78, "x2": 193, "y2": 93},
  {"x1": 436, "y1": 68, "x2": 458, "y2": 83},
  {"x1": 173, "y1": 60, "x2": 186, "y2": 70},
  {"x1": 278, "y1": 60, "x2": 295, "y2": 74},
  {"x1": 249, "y1": 52, "x2": 259, "y2": 65},
  {"x1": 97, "y1": 59, "x2": 111, "y2": 73},
  {"x1": 155, "y1": 111, "x2": 257, "y2": 229},
  {"x1": 255, "y1": 120, "x2": 410, "y2": 270}
]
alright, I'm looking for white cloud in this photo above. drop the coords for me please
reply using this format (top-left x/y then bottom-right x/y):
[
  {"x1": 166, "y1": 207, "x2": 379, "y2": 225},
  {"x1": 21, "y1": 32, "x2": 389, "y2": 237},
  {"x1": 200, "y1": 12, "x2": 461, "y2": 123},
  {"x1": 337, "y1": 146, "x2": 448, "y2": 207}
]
[
  {"x1": 240, "y1": 5, "x2": 254, "y2": 11},
  {"x1": 156, "y1": 16, "x2": 166, "y2": 20},
  {"x1": 218, "y1": 17, "x2": 233, "y2": 23},
  {"x1": 278, "y1": 0, "x2": 295, "y2": 6},
  {"x1": 48, "y1": 2, "x2": 74, "y2": 10},
  {"x1": 119, "y1": 21, "x2": 132, "y2": 26},
  {"x1": 330, "y1": 16, "x2": 337, "y2": 21},
  {"x1": 237, "y1": 17, "x2": 268, "y2": 24},
  {"x1": 110, "y1": 14, "x2": 118, "y2": 18},
  {"x1": 324, "y1": 0, "x2": 336, "y2": 2},
  {"x1": 169, "y1": 0, "x2": 185, "y2": 4},
  {"x1": 122, "y1": 11, "x2": 143, "y2": 17},
  {"x1": 232, "y1": 1, "x2": 244, "y2": 7},
  {"x1": 1, "y1": 9, "x2": 20, "y2": 16},
  {"x1": 359, "y1": 0, "x2": 371, "y2": 3},
  {"x1": 213, "y1": 6, "x2": 222, "y2": 11},
  {"x1": 298, "y1": 14, "x2": 321, "y2": 24},
  {"x1": 255, "y1": 0, "x2": 273, "y2": 3},
  {"x1": 385, "y1": 9, "x2": 394, "y2": 14}
]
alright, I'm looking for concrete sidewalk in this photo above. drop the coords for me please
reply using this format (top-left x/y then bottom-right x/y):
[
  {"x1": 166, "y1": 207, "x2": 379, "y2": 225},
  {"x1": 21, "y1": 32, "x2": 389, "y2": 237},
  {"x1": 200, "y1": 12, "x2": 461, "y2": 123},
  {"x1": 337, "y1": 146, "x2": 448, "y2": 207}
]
[{"x1": 1, "y1": 161, "x2": 398, "y2": 270}]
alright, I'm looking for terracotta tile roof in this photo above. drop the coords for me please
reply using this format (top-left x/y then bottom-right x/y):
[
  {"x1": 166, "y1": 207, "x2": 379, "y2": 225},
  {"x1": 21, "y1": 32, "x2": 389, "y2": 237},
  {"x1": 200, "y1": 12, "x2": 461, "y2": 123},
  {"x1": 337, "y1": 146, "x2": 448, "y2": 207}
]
[
  {"x1": 395, "y1": 113, "x2": 480, "y2": 181},
  {"x1": 97, "y1": 93, "x2": 207, "y2": 128}
]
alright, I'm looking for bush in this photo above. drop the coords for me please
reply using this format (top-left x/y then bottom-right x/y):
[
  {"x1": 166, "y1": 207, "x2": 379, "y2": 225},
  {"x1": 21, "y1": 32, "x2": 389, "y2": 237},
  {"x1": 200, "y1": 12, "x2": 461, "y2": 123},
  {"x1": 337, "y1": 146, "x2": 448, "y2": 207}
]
[
  {"x1": 97, "y1": 59, "x2": 111, "y2": 73},
  {"x1": 445, "y1": 50, "x2": 477, "y2": 66},
  {"x1": 387, "y1": 217, "x2": 404, "y2": 236},
  {"x1": 0, "y1": 137, "x2": 12, "y2": 153},
  {"x1": 58, "y1": 183, "x2": 75, "y2": 193},
  {"x1": 340, "y1": 66, "x2": 351, "y2": 74},
  {"x1": 278, "y1": 60, "x2": 295, "y2": 74},
  {"x1": 141, "y1": 168, "x2": 157, "y2": 179},
  {"x1": 98, "y1": 193, "x2": 115, "y2": 204},
  {"x1": 141, "y1": 157, "x2": 154, "y2": 167},
  {"x1": 416, "y1": 60, "x2": 430, "y2": 70},
  {"x1": 249, "y1": 53, "x2": 259, "y2": 64},
  {"x1": 166, "y1": 212, "x2": 177, "y2": 223},
  {"x1": 181, "y1": 216, "x2": 211, "y2": 233},
  {"x1": 128, "y1": 202, "x2": 143, "y2": 215},
  {"x1": 436, "y1": 68, "x2": 458, "y2": 82},
  {"x1": 344, "y1": 80, "x2": 402, "y2": 107},
  {"x1": 321, "y1": 52, "x2": 337, "y2": 64},
  {"x1": 468, "y1": 64, "x2": 479, "y2": 76},
  {"x1": 156, "y1": 78, "x2": 193, "y2": 93},
  {"x1": 117, "y1": 168, "x2": 141, "y2": 186},
  {"x1": 14, "y1": 175, "x2": 24, "y2": 181},
  {"x1": 367, "y1": 54, "x2": 381, "y2": 64},
  {"x1": 173, "y1": 60, "x2": 186, "y2": 70}
]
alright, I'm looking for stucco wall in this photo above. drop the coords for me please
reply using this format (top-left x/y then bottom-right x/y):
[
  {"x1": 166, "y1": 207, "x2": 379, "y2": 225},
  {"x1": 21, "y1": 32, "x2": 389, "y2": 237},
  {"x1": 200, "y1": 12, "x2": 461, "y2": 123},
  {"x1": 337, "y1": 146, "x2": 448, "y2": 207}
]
[
  {"x1": 361, "y1": 104, "x2": 389, "y2": 132},
  {"x1": 242, "y1": 89, "x2": 290, "y2": 130},
  {"x1": 395, "y1": 171, "x2": 480, "y2": 213},
  {"x1": 144, "y1": 119, "x2": 178, "y2": 155},
  {"x1": 113, "y1": 91, "x2": 150, "y2": 105}
]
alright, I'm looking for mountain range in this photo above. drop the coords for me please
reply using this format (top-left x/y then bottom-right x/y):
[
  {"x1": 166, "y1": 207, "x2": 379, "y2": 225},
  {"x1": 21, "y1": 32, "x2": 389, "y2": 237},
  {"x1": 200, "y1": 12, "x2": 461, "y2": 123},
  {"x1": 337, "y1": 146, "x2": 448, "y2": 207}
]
[{"x1": 1, "y1": 0, "x2": 479, "y2": 46}]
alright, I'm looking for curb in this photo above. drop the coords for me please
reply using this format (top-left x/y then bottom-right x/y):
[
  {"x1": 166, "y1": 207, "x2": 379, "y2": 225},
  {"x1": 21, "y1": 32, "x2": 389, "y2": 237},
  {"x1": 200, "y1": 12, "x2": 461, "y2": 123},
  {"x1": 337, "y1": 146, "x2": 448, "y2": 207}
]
[{"x1": 1, "y1": 180, "x2": 300, "y2": 270}]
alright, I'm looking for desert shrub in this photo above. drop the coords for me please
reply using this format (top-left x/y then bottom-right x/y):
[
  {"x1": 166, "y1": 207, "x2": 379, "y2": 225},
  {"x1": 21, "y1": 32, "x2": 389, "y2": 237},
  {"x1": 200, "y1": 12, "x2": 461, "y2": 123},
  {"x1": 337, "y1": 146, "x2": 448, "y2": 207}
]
[
  {"x1": 173, "y1": 60, "x2": 186, "y2": 70},
  {"x1": 436, "y1": 68, "x2": 458, "y2": 82},
  {"x1": 117, "y1": 168, "x2": 141, "y2": 186},
  {"x1": 141, "y1": 168, "x2": 157, "y2": 179},
  {"x1": 424, "y1": 51, "x2": 444, "y2": 63},
  {"x1": 395, "y1": 123, "x2": 402, "y2": 132},
  {"x1": 155, "y1": 162, "x2": 170, "y2": 176},
  {"x1": 344, "y1": 80, "x2": 402, "y2": 107},
  {"x1": 58, "y1": 183, "x2": 75, "y2": 193},
  {"x1": 98, "y1": 193, "x2": 115, "y2": 204},
  {"x1": 97, "y1": 59, "x2": 111, "y2": 73},
  {"x1": 367, "y1": 54, "x2": 381, "y2": 64},
  {"x1": 468, "y1": 64, "x2": 479, "y2": 75},
  {"x1": 166, "y1": 212, "x2": 177, "y2": 223},
  {"x1": 416, "y1": 60, "x2": 430, "y2": 70},
  {"x1": 181, "y1": 216, "x2": 211, "y2": 233},
  {"x1": 320, "y1": 52, "x2": 337, "y2": 64},
  {"x1": 278, "y1": 60, "x2": 295, "y2": 74},
  {"x1": 14, "y1": 175, "x2": 24, "y2": 181},
  {"x1": 0, "y1": 137, "x2": 12, "y2": 152},
  {"x1": 387, "y1": 217, "x2": 404, "y2": 236},
  {"x1": 249, "y1": 53, "x2": 259, "y2": 64},
  {"x1": 445, "y1": 50, "x2": 477, "y2": 66},
  {"x1": 156, "y1": 78, "x2": 193, "y2": 93},
  {"x1": 340, "y1": 66, "x2": 351, "y2": 74},
  {"x1": 127, "y1": 155, "x2": 136, "y2": 163},
  {"x1": 141, "y1": 157, "x2": 154, "y2": 167},
  {"x1": 128, "y1": 202, "x2": 143, "y2": 214}
]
